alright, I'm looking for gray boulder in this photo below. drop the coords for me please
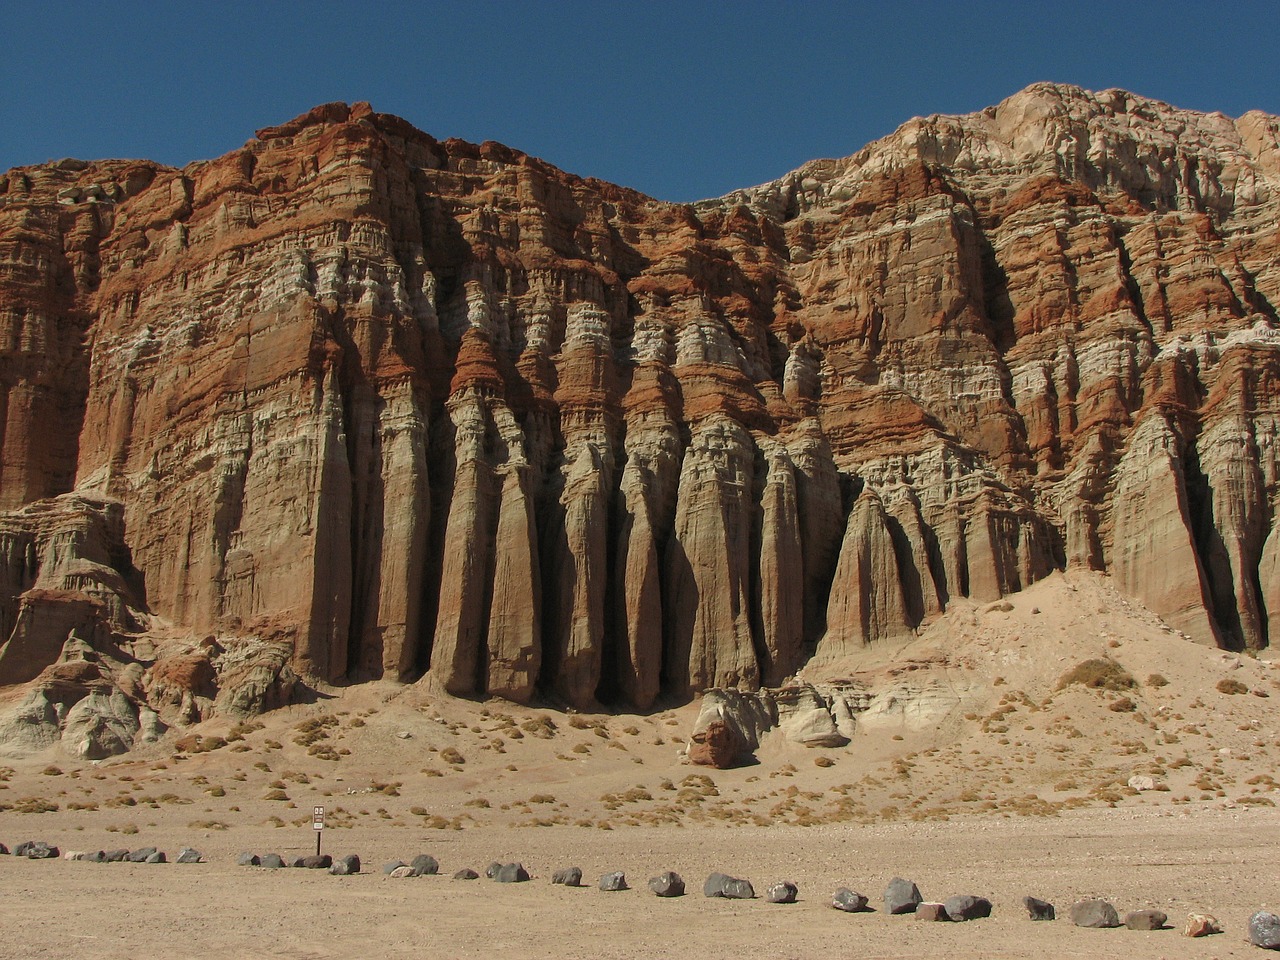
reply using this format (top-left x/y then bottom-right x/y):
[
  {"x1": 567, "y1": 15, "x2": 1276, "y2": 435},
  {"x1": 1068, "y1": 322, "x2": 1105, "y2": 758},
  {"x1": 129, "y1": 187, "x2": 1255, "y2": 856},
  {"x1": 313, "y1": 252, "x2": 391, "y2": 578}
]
[
  {"x1": 85, "y1": 850, "x2": 107, "y2": 863},
  {"x1": 18, "y1": 841, "x2": 58, "y2": 859},
  {"x1": 1249, "y1": 911, "x2": 1280, "y2": 949},
  {"x1": 649, "y1": 872, "x2": 685, "y2": 897},
  {"x1": 485, "y1": 862, "x2": 502, "y2": 878},
  {"x1": 599, "y1": 872, "x2": 628, "y2": 892},
  {"x1": 144, "y1": 851, "x2": 166, "y2": 864},
  {"x1": 1024, "y1": 896, "x2": 1055, "y2": 921},
  {"x1": 128, "y1": 848, "x2": 158, "y2": 863},
  {"x1": 944, "y1": 895, "x2": 992, "y2": 921},
  {"x1": 1069, "y1": 899, "x2": 1121, "y2": 928},
  {"x1": 410, "y1": 854, "x2": 439, "y2": 876},
  {"x1": 453, "y1": 868, "x2": 480, "y2": 880},
  {"x1": 832, "y1": 888, "x2": 869, "y2": 912},
  {"x1": 704, "y1": 872, "x2": 753, "y2": 898},
  {"x1": 330, "y1": 854, "x2": 360, "y2": 876},
  {"x1": 0, "y1": 843, "x2": 7, "y2": 854},
  {"x1": 884, "y1": 877, "x2": 922, "y2": 915},
  {"x1": 766, "y1": 881, "x2": 798, "y2": 904},
  {"x1": 260, "y1": 854, "x2": 285, "y2": 869},
  {"x1": 552, "y1": 867, "x2": 583, "y2": 886},
  {"x1": 176, "y1": 848, "x2": 204, "y2": 864},
  {"x1": 104, "y1": 849, "x2": 130, "y2": 863},
  {"x1": 495, "y1": 862, "x2": 529, "y2": 883},
  {"x1": 237, "y1": 852, "x2": 261, "y2": 867},
  {"x1": 294, "y1": 855, "x2": 331, "y2": 869},
  {"x1": 1124, "y1": 909, "x2": 1166, "y2": 931},
  {"x1": 383, "y1": 860, "x2": 408, "y2": 875}
]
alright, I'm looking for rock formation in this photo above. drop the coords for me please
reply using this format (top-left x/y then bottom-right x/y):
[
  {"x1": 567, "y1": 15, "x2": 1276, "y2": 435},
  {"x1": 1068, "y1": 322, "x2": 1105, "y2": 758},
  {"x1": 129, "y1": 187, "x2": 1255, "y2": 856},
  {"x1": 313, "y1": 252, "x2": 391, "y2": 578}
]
[{"x1": 1, "y1": 85, "x2": 1279, "y2": 732}]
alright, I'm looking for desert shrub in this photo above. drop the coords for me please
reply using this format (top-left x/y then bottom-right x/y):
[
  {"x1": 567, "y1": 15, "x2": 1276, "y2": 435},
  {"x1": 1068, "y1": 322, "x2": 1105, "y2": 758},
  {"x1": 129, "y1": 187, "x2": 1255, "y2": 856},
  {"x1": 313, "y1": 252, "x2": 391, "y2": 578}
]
[
  {"x1": 1146, "y1": 673, "x2": 1169, "y2": 688},
  {"x1": 440, "y1": 747, "x2": 465, "y2": 765},
  {"x1": 1216, "y1": 678, "x2": 1248, "y2": 695},
  {"x1": 1056, "y1": 658, "x2": 1136, "y2": 692},
  {"x1": 1109, "y1": 697, "x2": 1137, "y2": 713}
]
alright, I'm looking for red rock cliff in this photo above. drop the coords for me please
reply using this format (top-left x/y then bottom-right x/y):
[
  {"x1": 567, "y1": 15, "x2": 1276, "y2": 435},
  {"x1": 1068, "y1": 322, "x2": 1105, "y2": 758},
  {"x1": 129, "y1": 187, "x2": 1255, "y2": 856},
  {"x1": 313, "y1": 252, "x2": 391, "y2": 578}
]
[{"x1": 1, "y1": 85, "x2": 1278, "y2": 716}]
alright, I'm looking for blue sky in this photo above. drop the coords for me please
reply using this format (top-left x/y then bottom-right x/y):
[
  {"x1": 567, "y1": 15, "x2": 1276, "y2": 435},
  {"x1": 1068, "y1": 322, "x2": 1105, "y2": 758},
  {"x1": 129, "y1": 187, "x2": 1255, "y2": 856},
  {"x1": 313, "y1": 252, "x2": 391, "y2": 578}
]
[{"x1": 4, "y1": 1, "x2": 1279, "y2": 202}]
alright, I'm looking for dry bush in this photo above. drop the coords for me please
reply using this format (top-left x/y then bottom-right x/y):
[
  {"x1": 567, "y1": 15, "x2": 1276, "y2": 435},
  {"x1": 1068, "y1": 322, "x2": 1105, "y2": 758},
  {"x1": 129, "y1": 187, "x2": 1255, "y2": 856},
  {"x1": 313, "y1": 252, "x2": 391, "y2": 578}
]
[
  {"x1": 1216, "y1": 678, "x2": 1248, "y2": 695},
  {"x1": 1056, "y1": 658, "x2": 1136, "y2": 692},
  {"x1": 1146, "y1": 673, "x2": 1169, "y2": 688}
]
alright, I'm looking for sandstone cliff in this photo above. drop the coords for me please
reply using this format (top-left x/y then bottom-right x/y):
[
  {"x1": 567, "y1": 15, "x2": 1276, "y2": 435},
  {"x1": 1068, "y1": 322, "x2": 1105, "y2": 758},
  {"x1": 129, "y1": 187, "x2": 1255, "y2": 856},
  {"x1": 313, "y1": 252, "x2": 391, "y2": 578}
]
[{"x1": 0, "y1": 85, "x2": 1277, "y2": 732}]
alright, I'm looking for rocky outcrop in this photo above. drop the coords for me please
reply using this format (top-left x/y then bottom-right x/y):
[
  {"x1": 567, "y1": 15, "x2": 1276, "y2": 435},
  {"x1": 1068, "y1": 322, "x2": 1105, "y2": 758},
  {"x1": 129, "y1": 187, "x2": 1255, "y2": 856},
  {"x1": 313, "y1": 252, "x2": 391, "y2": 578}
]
[{"x1": 1, "y1": 85, "x2": 1279, "y2": 729}]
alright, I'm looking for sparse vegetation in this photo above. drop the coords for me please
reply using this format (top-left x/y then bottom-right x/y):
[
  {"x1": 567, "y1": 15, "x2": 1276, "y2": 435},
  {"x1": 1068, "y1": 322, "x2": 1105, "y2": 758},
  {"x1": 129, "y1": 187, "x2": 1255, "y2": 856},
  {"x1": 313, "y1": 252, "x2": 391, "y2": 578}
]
[{"x1": 1057, "y1": 658, "x2": 1136, "y2": 692}]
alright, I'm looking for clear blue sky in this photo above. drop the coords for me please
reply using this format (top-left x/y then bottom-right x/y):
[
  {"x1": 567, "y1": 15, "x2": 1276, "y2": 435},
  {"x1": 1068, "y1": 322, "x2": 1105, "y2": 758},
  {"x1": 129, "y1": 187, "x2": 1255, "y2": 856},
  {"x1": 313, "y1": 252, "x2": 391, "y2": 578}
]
[{"x1": 5, "y1": 0, "x2": 1279, "y2": 202}]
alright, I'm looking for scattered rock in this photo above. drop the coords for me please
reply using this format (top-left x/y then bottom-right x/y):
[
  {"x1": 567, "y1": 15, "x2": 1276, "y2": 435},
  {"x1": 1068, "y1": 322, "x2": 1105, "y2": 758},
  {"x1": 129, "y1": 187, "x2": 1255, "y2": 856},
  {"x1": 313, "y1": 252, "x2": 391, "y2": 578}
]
[
  {"x1": 552, "y1": 867, "x2": 583, "y2": 887},
  {"x1": 485, "y1": 862, "x2": 502, "y2": 879},
  {"x1": 64, "y1": 851, "x2": 87, "y2": 861},
  {"x1": 495, "y1": 862, "x2": 530, "y2": 883},
  {"x1": 293, "y1": 855, "x2": 331, "y2": 869},
  {"x1": 453, "y1": 868, "x2": 480, "y2": 880},
  {"x1": 832, "y1": 888, "x2": 869, "y2": 912},
  {"x1": 599, "y1": 872, "x2": 628, "y2": 892},
  {"x1": 237, "y1": 852, "x2": 261, "y2": 867},
  {"x1": 766, "y1": 881, "x2": 798, "y2": 904},
  {"x1": 409, "y1": 854, "x2": 439, "y2": 876},
  {"x1": 17, "y1": 841, "x2": 58, "y2": 859},
  {"x1": 1127, "y1": 775, "x2": 1157, "y2": 792},
  {"x1": 1183, "y1": 913, "x2": 1221, "y2": 937},
  {"x1": 722, "y1": 879, "x2": 755, "y2": 899},
  {"x1": 0, "y1": 843, "x2": 7, "y2": 854},
  {"x1": 127, "y1": 847, "x2": 158, "y2": 863},
  {"x1": 1024, "y1": 896, "x2": 1055, "y2": 921},
  {"x1": 916, "y1": 903, "x2": 949, "y2": 922},
  {"x1": 176, "y1": 848, "x2": 204, "y2": 865},
  {"x1": 260, "y1": 854, "x2": 285, "y2": 869},
  {"x1": 144, "y1": 851, "x2": 166, "y2": 864},
  {"x1": 85, "y1": 850, "x2": 107, "y2": 863},
  {"x1": 1070, "y1": 899, "x2": 1121, "y2": 928},
  {"x1": 945, "y1": 895, "x2": 993, "y2": 921},
  {"x1": 383, "y1": 861, "x2": 408, "y2": 875},
  {"x1": 1249, "y1": 911, "x2": 1280, "y2": 949},
  {"x1": 389, "y1": 866, "x2": 415, "y2": 879},
  {"x1": 884, "y1": 877, "x2": 922, "y2": 915},
  {"x1": 648, "y1": 872, "x2": 685, "y2": 897},
  {"x1": 104, "y1": 848, "x2": 129, "y2": 862},
  {"x1": 1125, "y1": 909, "x2": 1167, "y2": 930},
  {"x1": 330, "y1": 855, "x2": 360, "y2": 876}
]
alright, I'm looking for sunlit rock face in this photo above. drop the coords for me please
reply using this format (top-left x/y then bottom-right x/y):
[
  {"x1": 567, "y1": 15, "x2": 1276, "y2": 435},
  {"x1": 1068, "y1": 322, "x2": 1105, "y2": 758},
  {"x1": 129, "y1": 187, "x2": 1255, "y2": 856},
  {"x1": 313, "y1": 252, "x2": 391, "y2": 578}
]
[{"x1": 1, "y1": 84, "x2": 1278, "y2": 718}]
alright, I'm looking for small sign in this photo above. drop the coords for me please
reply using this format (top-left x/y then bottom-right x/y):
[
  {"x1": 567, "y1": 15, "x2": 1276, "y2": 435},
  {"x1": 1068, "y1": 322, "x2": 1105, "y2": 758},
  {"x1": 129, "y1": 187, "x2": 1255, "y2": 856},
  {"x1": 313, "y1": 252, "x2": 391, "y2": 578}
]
[{"x1": 313, "y1": 805, "x2": 325, "y2": 830}]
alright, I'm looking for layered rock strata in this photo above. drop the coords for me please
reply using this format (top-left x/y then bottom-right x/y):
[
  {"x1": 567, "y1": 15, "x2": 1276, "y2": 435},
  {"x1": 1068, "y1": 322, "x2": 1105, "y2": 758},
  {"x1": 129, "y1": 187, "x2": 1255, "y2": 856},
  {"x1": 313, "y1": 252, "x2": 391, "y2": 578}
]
[{"x1": 0, "y1": 86, "x2": 1277, "y2": 719}]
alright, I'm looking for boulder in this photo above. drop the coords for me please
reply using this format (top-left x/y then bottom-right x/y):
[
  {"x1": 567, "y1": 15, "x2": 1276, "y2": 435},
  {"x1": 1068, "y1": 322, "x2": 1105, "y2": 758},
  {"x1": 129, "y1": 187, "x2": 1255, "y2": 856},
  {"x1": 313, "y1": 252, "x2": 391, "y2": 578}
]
[
  {"x1": 495, "y1": 862, "x2": 529, "y2": 883},
  {"x1": 389, "y1": 866, "x2": 414, "y2": 879},
  {"x1": 703, "y1": 872, "x2": 753, "y2": 899},
  {"x1": 293, "y1": 855, "x2": 331, "y2": 869},
  {"x1": 237, "y1": 852, "x2": 261, "y2": 867},
  {"x1": 104, "y1": 848, "x2": 129, "y2": 862},
  {"x1": 176, "y1": 848, "x2": 204, "y2": 864},
  {"x1": 409, "y1": 854, "x2": 438, "y2": 876},
  {"x1": 25, "y1": 842, "x2": 59, "y2": 859},
  {"x1": 330, "y1": 855, "x2": 360, "y2": 876},
  {"x1": 127, "y1": 847, "x2": 158, "y2": 863},
  {"x1": 453, "y1": 868, "x2": 480, "y2": 880},
  {"x1": 884, "y1": 877, "x2": 922, "y2": 915},
  {"x1": 485, "y1": 862, "x2": 502, "y2": 878},
  {"x1": 1024, "y1": 896, "x2": 1055, "y2": 921},
  {"x1": 144, "y1": 851, "x2": 166, "y2": 864},
  {"x1": 945, "y1": 895, "x2": 993, "y2": 921},
  {"x1": 832, "y1": 888, "x2": 869, "y2": 912},
  {"x1": 85, "y1": 850, "x2": 107, "y2": 862},
  {"x1": 552, "y1": 867, "x2": 583, "y2": 886},
  {"x1": 766, "y1": 881, "x2": 798, "y2": 904},
  {"x1": 649, "y1": 872, "x2": 685, "y2": 897},
  {"x1": 0, "y1": 843, "x2": 7, "y2": 854},
  {"x1": 1124, "y1": 909, "x2": 1167, "y2": 930},
  {"x1": 64, "y1": 851, "x2": 87, "y2": 861},
  {"x1": 687, "y1": 690, "x2": 775, "y2": 768},
  {"x1": 916, "y1": 903, "x2": 948, "y2": 922},
  {"x1": 599, "y1": 872, "x2": 628, "y2": 892},
  {"x1": 1183, "y1": 913, "x2": 1221, "y2": 937},
  {"x1": 260, "y1": 854, "x2": 285, "y2": 869},
  {"x1": 1070, "y1": 899, "x2": 1121, "y2": 928},
  {"x1": 687, "y1": 720, "x2": 741, "y2": 769},
  {"x1": 383, "y1": 860, "x2": 408, "y2": 875},
  {"x1": 773, "y1": 684, "x2": 848, "y2": 747},
  {"x1": 1249, "y1": 911, "x2": 1280, "y2": 949}
]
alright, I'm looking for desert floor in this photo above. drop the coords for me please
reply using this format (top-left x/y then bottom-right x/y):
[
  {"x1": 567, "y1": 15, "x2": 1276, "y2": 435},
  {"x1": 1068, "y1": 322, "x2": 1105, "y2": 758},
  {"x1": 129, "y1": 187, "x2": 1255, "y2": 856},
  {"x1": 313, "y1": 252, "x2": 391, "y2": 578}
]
[{"x1": 2, "y1": 571, "x2": 1279, "y2": 958}]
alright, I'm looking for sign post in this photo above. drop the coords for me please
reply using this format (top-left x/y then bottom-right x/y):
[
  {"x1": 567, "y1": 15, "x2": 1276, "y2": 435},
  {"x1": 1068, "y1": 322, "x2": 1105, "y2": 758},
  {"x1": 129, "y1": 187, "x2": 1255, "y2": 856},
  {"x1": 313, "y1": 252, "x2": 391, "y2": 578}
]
[{"x1": 312, "y1": 805, "x2": 325, "y2": 857}]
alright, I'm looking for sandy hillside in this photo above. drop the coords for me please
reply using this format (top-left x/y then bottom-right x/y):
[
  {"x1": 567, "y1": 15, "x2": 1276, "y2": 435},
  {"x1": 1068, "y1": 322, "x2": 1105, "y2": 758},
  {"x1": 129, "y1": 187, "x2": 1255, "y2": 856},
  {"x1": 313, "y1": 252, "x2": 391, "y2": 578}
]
[{"x1": 1, "y1": 570, "x2": 1279, "y2": 959}]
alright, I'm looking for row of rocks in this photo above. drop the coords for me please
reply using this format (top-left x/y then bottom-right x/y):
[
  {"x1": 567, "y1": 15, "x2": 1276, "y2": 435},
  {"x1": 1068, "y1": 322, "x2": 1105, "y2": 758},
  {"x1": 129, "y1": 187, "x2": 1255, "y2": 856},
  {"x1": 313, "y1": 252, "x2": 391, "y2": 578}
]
[
  {"x1": 238, "y1": 852, "x2": 361, "y2": 874},
  {"x1": 1, "y1": 841, "x2": 203, "y2": 863}
]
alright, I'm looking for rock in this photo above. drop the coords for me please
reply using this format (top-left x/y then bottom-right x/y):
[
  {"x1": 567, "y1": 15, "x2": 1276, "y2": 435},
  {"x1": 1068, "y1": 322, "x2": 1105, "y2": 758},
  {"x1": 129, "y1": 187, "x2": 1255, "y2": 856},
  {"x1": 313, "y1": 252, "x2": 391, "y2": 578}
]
[
  {"x1": 485, "y1": 862, "x2": 502, "y2": 879},
  {"x1": 1249, "y1": 911, "x2": 1280, "y2": 949},
  {"x1": 1124, "y1": 909, "x2": 1167, "y2": 930},
  {"x1": 104, "y1": 848, "x2": 129, "y2": 862},
  {"x1": 944, "y1": 895, "x2": 993, "y2": 921},
  {"x1": 389, "y1": 866, "x2": 414, "y2": 879},
  {"x1": 1127, "y1": 775, "x2": 1157, "y2": 792},
  {"x1": 598, "y1": 872, "x2": 628, "y2": 892},
  {"x1": 20, "y1": 842, "x2": 58, "y2": 860},
  {"x1": 766, "y1": 881, "x2": 798, "y2": 904},
  {"x1": 330, "y1": 855, "x2": 360, "y2": 876},
  {"x1": 884, "y1": 877, "x2": 923, "y2": 915},
  {"x1": 294, "y1": 855, "x2": 331, "y2": 869},
  {"x1": 1070, "y1": 899, "x2": 1121, "y2": 928},
  {"x1": 176, "y1": 848, "x2": 204, "y2": 864},
  {"x1": 552, "y1": 867, "x2": 583, "y2": 887},
  {"x1": 686, "y1": 720, "x2": 741, "y2": 769},
  {"x1": 704, "y1": 873, "x2": 753, "y2": 899},
  {"x1": 85, "y1": 850, "x2": 107, "y2": 863},
  {"x1": 64, "y1": 851, "x2": 87, "y2": 861},
  {"x1": 916, "y1": 903, "x2": 949, "y2": 922},
  {"x1": 128, "y1": 847, "x2": 158, "y2": 863},
  {"x1": 0, "y1": 843, "x2": 7, "y2": 854},
  {"x1": 832, "y1": 888, "x2": 869, "y2": 912},
  {"x1": 773, "y1": 685, "x2": 848, "y2": 747},
  {"x1": 144, "y1": 851, "x2": 166, "y2": 864},
  {"x1": 1183, "y1": 913, "x2": 1221, "y2": 937},
  {"x1": 1024, "y1": 896, "x2": 1055, "y2": 921},
  {"x1": 648, "y1": 872, "x2": 685, "y2": 897},
  {"x1": 495, "y1": 863, "x2": 529, "y2": 883},
  {"x1": 409, "y1": 854, "x2": 438, "y2": 876},
  {"x1": 237, "y1": 852, "x2": 261, "y2": 867},
  {"x1": 260, "y1": 854, "x2": 285, "y2": 869},
  {"x1": 453, "y1": 869, "x2": 480, "y2": 880},
  {"x1": 383, "y1": 861, "x2": 408, "y2": 875}
]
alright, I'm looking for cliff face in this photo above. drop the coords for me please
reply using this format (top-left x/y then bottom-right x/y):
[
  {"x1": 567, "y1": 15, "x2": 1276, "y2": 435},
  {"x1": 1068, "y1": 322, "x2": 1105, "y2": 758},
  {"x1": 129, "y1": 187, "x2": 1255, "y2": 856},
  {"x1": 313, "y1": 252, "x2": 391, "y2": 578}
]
[{"x1": 1, "y1": 85, "x2": 1278, "y2": 722}]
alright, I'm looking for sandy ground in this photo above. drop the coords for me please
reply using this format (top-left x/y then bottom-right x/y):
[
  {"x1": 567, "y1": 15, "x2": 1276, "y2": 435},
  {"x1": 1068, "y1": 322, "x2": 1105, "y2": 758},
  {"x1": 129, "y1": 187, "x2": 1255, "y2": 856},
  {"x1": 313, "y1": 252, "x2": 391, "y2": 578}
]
[{"x1": 2, "y1": 571, "x2": 1280, "y2": 958}]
